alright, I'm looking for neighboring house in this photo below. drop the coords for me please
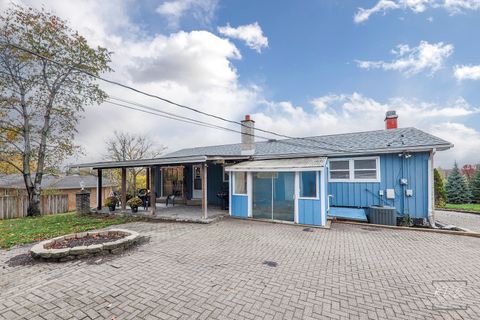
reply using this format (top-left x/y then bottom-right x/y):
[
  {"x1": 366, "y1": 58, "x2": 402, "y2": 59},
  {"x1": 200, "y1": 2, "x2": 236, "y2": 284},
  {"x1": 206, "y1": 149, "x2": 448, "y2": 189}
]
[
  {"x1": 78, "y1": 111, "x2": 452, "y2": 227},
  {"x1": 0, "y1": 174, "x2": 116, "y2": 211}
]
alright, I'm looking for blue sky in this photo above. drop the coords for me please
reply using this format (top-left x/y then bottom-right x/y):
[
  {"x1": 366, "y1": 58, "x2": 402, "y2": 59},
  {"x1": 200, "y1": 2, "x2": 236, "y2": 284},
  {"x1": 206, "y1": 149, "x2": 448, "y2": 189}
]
[{"x1": 5, "y1": 0, "x2": 480, "y2": 167}]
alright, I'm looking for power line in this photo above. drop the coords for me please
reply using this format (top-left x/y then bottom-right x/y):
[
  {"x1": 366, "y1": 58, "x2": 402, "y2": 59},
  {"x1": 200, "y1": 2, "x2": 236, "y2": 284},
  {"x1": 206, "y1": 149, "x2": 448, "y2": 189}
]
[
  {"x1": 0, "y1": 69, "x2": 327, "y2": 152},
  {"x1": 1, "y1": 41, "x2": 350, "y2": 152},
  {"x1": 104, "y1": 98, "x2": 345, "y2": 153}
]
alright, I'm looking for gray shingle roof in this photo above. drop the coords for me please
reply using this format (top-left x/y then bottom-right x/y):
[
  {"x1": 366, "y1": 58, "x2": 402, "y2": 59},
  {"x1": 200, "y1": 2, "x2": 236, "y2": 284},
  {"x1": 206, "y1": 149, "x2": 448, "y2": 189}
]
[
  {"x1": 0, "y1": 174, "x2": 116, "y2": 190},
  {"x1": 164, "y1": 127, "x2": 452, "y2": 158}
]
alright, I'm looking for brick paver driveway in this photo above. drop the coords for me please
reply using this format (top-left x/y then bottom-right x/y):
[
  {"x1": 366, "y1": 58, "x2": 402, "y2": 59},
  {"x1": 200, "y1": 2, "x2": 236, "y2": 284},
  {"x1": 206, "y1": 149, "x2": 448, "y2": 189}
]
[
  {"x1": 1, "y1": 219, "x2": 479, "y2": 320},
  {"x1": 436, "y1": 210, "x2": 480, "y2": 233}
]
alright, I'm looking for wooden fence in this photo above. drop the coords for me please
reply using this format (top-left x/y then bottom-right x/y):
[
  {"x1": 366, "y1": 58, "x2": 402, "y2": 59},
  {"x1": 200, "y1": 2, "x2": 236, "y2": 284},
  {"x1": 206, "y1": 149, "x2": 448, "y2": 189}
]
[{"x1": 0, "y1": 194, "x2": 69, "y2": 220}]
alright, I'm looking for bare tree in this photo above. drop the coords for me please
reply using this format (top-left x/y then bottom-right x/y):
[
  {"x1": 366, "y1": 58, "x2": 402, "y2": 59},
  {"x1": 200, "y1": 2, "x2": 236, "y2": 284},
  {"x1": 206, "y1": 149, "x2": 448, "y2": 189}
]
[
  {"x1": 0, "y1": 5, "x2": 111, "y2": 215},
  {"x1": 105, "y1": 131, "x2": 167, "y2": 194}
]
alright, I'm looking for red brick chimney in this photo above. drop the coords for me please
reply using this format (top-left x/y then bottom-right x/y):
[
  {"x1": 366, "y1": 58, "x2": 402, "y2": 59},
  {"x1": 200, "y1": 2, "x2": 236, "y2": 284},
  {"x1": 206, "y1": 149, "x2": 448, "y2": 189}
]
[{"x1": 385, "y1": 110, "x2": 398, "y2": 130}]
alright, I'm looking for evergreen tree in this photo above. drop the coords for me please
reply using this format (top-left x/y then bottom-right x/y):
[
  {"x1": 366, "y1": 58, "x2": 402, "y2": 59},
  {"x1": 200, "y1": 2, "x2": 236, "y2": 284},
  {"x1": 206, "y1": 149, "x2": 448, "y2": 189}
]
[
  {"x1": 471, "y1": 170, "x2": 480, "y2": 204},
  {"x1": 434, "y1": 168, "x2": 447, "y2": 207},
  {"x1": 446, "y1": 162, "x2": 472, "y2": 204}
]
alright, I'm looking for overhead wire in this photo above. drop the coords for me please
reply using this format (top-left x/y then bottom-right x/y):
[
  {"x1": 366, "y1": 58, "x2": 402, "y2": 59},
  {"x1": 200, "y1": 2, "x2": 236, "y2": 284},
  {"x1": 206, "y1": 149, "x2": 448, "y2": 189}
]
[{"x1": 0, "y1": 41, "x2": 351, "y2": 153}]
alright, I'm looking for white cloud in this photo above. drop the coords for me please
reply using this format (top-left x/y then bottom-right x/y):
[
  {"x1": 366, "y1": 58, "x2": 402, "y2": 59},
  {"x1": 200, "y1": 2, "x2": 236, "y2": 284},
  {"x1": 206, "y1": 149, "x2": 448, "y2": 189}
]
[
  {"x1": 354, "y1": 0, "x2": 480, "y2": 23},
  {"x1": 453, "y1": 65, "x2": 480, "y2": 80},
  {"x1": 444, "y1": 0, "x2": 480, "y2": 12},
  {"x1": 430, "y1": 122, "x2": 480, "y2": 166},
  {"x1": 357, "y1": 41, "x2": 454, "y2": 76},
  {"x1": 354, "y1": 0, "x2": 400, "y2": 23},
  {"x1": 253, "y1": 93, "x2": 480, "y2": 167},
  {"x1": 3, "y1": 1, "x2": 478, "y2": 169},
  {"x1": 156, "y1": 0, "x2": 218, "y2": 28},
  {"x1": 217, "y1": 22, "x2": 268, "y2": 53},
  {"x1": 4, "y1": 0, "x2": 258, "y2": 164}
]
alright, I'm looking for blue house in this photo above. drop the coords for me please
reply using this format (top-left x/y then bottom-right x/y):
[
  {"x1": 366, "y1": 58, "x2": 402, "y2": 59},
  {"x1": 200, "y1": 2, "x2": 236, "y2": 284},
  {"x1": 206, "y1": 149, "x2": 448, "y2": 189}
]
[
  {"x1": 81, "y1": 111, "x2": 452, "y2": 227},
  {"x1": 157, "y1": 111, "x2": 453, "y2": 227}
]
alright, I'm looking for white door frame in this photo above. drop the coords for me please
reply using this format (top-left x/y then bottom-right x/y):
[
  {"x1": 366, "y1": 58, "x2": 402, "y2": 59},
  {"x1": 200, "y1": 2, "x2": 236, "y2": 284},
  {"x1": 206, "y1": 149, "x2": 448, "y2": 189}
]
[{"x1": 192, "y1": 164, "x2": 202, "y2": 199}]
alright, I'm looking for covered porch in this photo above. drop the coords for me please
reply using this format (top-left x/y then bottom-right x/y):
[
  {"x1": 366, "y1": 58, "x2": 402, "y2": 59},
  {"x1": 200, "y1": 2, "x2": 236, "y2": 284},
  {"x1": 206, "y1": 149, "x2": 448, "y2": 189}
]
[{"x1": 77, "y1": 155, "x2": 247, "y2": 221}]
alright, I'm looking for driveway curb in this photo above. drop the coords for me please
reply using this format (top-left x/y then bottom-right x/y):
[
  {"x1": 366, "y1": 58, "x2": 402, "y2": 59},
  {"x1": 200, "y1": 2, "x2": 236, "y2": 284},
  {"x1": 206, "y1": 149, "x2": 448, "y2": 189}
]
[
  {"x1": 435, "y1": 208, "x2": 480, "y2": 215},
  {"x1": 334, "y1": 220, "x2": 480, "y2": 238}
]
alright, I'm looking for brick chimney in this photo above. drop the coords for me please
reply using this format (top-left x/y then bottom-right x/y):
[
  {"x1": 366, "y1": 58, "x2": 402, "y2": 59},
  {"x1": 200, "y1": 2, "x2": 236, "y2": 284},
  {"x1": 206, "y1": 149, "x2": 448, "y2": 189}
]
[
  {"x1": 385, "y1": 110, "x2": 398, "y2": 130},
  {"x1": 241, "y1": 115, "x2": 255, "y2": 155}
]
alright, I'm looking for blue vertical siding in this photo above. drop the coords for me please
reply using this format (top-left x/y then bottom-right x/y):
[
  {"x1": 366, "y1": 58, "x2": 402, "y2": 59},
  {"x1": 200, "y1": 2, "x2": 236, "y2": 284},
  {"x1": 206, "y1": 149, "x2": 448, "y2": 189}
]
[
  {"x1": 328, "y1": 152, "x2": 429, "y2": 218},
  {"x1": 207, "y1": 163, "x2": 228, "y2": 205},
  {"x1": 231, "y1": 195, "x2": 248, "y2": 218},
  {"x1": 182, "y1": 163, "x2": 227, "y2": 205},
  {"x1": 298, "y1": 199, "x2": 321, "y2": 225}
]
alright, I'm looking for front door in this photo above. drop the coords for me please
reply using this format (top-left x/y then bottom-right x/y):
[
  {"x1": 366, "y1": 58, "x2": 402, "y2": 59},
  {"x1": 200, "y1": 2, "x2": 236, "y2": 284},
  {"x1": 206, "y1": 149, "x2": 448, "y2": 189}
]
[
  {"x1": 252, "y1": 172, "x2": 295, "y2": 222},
  {"x1": 192, "y1": 165, "x2": 202, "y2": 199}
]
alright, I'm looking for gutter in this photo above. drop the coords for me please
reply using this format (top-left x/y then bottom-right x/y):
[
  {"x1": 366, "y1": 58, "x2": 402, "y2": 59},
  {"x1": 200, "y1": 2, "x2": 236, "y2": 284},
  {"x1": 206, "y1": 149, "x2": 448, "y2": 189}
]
[{"x1": 251, "y1": 144, "x2": 453, "y2": 160}]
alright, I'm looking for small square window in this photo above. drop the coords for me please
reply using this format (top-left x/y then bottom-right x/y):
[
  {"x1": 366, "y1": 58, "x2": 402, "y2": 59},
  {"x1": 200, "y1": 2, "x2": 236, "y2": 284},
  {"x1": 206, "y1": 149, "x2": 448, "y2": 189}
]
[
  {"x1": 300, "y1": 171, "x2": 317, "y2": 198},
  {"x1": 234, "y1": 172, "x2": 247, "y2": 195}
]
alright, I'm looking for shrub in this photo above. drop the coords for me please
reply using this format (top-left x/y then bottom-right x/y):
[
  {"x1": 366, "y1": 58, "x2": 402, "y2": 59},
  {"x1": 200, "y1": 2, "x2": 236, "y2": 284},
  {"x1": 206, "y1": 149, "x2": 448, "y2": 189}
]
[
  {"x1": 105, "y1": 196, "x2": 117, "y2": 207},
  {"x1": 434, "y1": 168, "x2": 447, "y2": 208},
  {"x1": 127, "y1": 196, "x2": 143, "y2": 208}
]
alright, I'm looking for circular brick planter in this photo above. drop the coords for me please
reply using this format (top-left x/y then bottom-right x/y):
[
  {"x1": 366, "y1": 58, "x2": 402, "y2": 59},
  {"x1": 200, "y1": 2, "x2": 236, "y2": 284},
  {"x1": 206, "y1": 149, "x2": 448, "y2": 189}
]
[{"x1": 30, "y1": 229, "x2": 140, "y2": 262}]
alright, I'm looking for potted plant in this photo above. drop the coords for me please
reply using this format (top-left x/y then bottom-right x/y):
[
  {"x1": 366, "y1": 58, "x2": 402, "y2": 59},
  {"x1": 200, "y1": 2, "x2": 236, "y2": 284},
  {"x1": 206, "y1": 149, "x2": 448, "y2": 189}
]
[
  {"x1": 127, "y1": 196, "x2": 143, "y2": 213},
  {"x1": 105, "y1": 196, "x2": 117, "y2": 212}
]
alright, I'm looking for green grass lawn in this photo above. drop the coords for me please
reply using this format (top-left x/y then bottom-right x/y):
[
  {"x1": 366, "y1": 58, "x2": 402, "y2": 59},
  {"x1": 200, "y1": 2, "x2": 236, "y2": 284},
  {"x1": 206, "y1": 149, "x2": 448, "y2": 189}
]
[
  {"x1": 0, "y1": 212, "x2": 144, "y2": 249},
  {"x1": 443, "y1": 203, "x2": 480, "y2": 213}
]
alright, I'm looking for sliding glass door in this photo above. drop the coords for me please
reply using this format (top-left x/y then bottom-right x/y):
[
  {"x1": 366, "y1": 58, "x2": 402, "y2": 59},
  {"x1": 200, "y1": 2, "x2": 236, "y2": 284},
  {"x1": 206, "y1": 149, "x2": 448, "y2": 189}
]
[{"x1": 252, "y1": 172, "x2": 295, "y2": 222}]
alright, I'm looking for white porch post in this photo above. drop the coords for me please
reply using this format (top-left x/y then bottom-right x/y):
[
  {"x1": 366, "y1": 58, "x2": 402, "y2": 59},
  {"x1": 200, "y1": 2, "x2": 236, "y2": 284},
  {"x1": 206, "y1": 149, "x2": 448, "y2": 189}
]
[
  {"x1": 294, "y1": 172, "x2": 299, "y2": 223},
  {"x1": 320, "y1": 169, "x2": 327, "y2": 226},
  {"x1": 228, "y1": 171, "x2": 232, "y2": 216},
  {"x1": 428, "y1": 149, "x2": 436, "y2": 227},
  {"x1": 202, "y1": 163, "x2": 208, "y2": 219},
  {"x1": 247, "y1": 172, "x2": 253, "y2": 218}
]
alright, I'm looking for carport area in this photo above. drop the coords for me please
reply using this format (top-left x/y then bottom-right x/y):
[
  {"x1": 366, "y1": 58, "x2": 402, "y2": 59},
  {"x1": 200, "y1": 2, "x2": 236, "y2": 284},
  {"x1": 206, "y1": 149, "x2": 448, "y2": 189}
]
[{"x1": 76, "y1": 155, "x2": 244, "y2": 220}]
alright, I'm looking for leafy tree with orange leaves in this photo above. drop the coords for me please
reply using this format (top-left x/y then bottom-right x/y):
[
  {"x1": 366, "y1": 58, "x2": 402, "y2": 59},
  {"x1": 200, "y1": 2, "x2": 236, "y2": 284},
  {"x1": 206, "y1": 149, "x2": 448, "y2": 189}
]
[{"x1": 0, "y1": 4, "x2": 112, "y2": 215}]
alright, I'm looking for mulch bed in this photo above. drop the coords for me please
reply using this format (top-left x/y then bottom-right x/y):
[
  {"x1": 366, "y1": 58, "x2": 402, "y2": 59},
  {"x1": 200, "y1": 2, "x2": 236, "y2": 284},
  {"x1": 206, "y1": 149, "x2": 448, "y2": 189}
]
[{"x1": 47, "y1": 233, "x2": 126, "y2": 249}]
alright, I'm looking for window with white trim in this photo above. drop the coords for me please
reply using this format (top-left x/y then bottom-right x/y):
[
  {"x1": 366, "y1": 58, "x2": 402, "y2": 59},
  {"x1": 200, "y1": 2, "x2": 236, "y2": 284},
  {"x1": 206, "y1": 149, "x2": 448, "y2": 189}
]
[
  {"x1": 300, "y1": 171, "x2": 318, "y2": 198},
  {"x1": 329, "y1": 157, "x2": 380, "y2": 182},
  {"x1": 233, "y1": 172, "x2": 247, "y2": 195}
]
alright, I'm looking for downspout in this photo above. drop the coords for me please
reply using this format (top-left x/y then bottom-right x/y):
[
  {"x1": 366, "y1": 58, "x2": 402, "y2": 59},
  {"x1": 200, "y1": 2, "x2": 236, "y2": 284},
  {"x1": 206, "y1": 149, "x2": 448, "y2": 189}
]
[{"x1": 428, "y1": 148, "x2": 436, "y2": 227}]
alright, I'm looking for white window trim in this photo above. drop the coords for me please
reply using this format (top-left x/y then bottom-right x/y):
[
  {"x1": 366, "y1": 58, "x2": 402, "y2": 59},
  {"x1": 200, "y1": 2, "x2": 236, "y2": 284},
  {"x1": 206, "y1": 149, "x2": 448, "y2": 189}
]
[
  {"x1": 329, "y1": 156, "x2": 381, "y2": 183},
  {"x1": 232, "y1": 171, "x2": 248, "y2": 196},
  {"x1": 298, "y1": 171, "x2": 320, "y2": 200}
]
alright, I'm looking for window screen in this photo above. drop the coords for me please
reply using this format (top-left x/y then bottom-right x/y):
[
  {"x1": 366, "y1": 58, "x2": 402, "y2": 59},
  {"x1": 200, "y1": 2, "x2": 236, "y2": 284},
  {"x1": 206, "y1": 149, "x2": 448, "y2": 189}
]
[
  {"x1": 300, "y1": 171, "x2": 317, "y2": 198},
  {"x1": 329, "y1": 158, "x2": 379, "y2": 181},
  {"x1": 329, "y1": 160, "x2": 350, "y2": 180},
  {"x1": 353, "y1": 159, "x2": 377, "y2": 179}
]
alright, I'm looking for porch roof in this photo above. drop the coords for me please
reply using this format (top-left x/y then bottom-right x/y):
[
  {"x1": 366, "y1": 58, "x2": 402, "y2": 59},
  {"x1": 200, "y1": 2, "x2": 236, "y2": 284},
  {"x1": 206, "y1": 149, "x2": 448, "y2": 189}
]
[
  {"x1": 74, "y1": 155, "x2": 249, "y2": 169},
  {"x1": 225, "y1": 157, "x2": 327, "y2": 172}
]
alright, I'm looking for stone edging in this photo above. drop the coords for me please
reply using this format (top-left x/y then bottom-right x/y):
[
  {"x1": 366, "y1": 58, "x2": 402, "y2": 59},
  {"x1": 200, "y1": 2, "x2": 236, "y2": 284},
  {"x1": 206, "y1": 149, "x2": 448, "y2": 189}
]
[
  {"x1": 334, "y1": 220, "x2": 480, "y2": 238},
  {"x1": 30, "y1": 229, "x2": 140, "y2": 262}
]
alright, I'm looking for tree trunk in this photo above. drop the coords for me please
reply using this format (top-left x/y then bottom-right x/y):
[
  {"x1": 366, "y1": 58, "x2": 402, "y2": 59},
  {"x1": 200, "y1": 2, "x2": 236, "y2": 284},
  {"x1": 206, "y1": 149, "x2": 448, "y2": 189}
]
[{"x1": 27, "y1": 185, "x2": 41, "y2": 216}]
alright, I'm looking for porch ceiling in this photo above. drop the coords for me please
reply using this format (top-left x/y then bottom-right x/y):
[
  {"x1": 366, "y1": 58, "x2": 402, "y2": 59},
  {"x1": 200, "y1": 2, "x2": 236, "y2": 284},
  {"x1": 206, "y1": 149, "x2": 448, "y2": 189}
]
[{"x1": 225, "y1": 156, "x2": 327, "y2": 172}]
